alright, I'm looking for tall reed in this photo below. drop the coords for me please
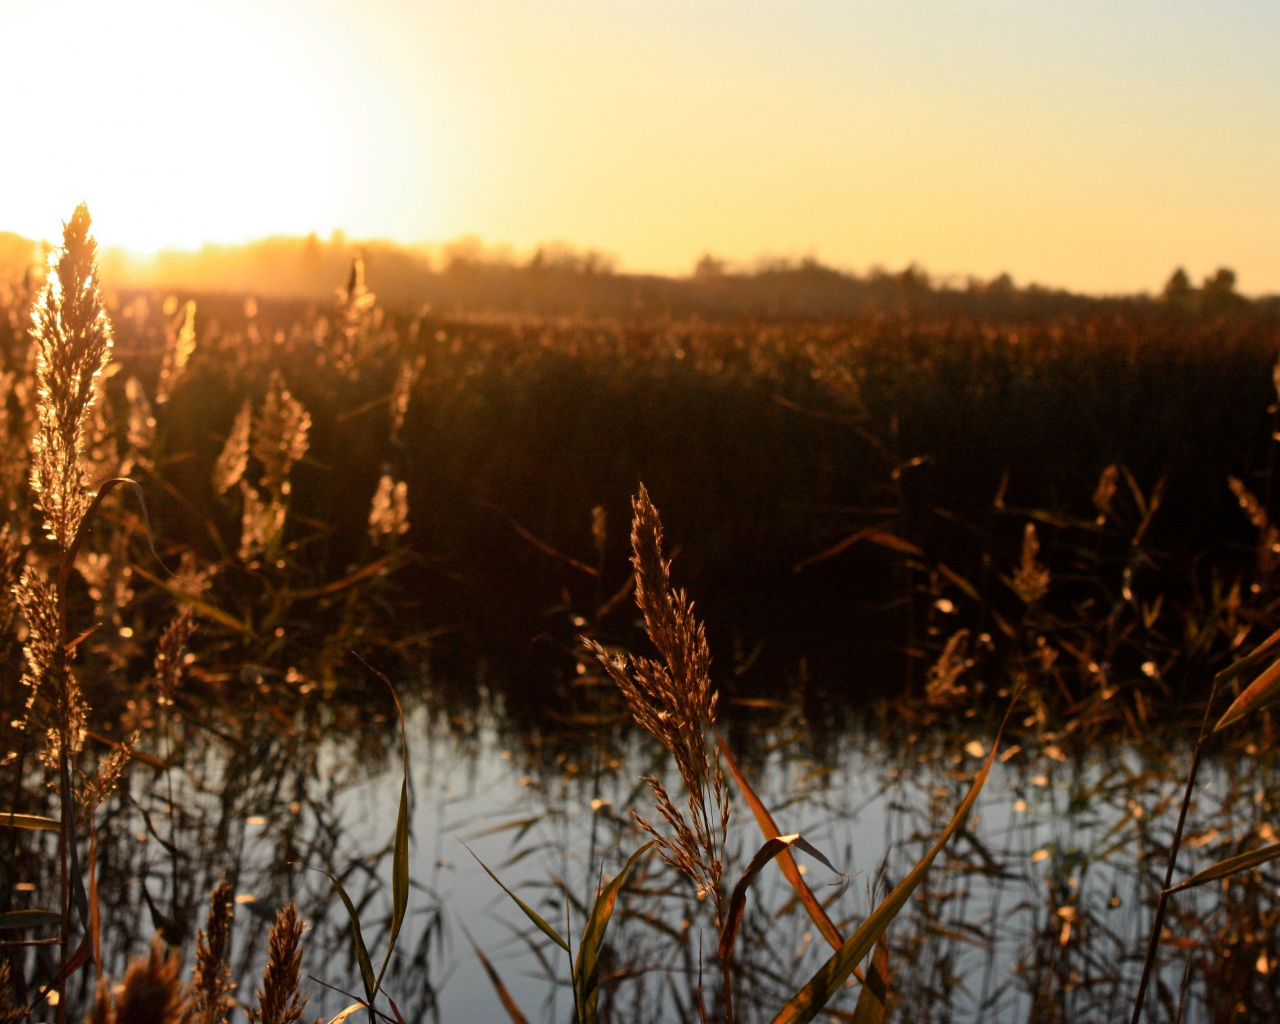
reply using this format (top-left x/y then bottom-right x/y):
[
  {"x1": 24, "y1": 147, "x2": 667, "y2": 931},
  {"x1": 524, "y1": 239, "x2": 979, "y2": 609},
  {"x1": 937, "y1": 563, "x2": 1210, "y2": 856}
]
[{"x1": 586, "y1": 485, "x2": 731, "y2": 907}]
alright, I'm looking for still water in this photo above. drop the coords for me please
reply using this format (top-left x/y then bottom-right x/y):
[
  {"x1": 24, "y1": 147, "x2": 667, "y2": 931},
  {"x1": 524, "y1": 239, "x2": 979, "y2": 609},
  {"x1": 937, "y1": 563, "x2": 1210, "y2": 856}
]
[{"x1": 63, "y1": 654, "x2": 1280, "y2": 1024}]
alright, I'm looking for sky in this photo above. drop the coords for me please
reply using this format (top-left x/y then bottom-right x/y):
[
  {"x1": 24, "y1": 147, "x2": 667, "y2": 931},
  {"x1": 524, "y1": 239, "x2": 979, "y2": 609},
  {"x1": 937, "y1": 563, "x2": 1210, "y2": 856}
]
[{"x1": 0, "y1": 0, "x2": 1277, "y2": 294}]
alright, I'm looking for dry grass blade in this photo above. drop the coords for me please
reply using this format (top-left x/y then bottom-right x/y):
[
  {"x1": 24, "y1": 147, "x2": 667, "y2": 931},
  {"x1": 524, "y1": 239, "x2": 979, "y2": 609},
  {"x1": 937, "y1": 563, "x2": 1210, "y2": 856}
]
[
  {"x1": 0, "y1": 910, "x2": 60, "y2": 931},
  {"x1": 719, "y1": 834, "x2": 839, "y2": 966},
  {"x1": 1166, "y1": 840, "x2": 1280, "y2": 895},
  {"x1": 1215, "y1": 652, "x2": 1280, "y2": 732},
  {"x1": 849, "y1": 937, "x2": 890, "y2": 1024},
  {"x1": 793, "y1": 528, "x2": 924, "y2": 573},
  {"x1": 719, "y1": 833, "x2": 840, "y2": 1024},
  {"x1": 769, "y1": 717, "x2": 1007, "y2": 1024},
  {"x1": 472, "y1": 943, "x2": 532, "y2": 1024},
  {"x1": 714, "y1": 728, "x2": 844, "y2": 950},
  {"x1": 323, "y1": 1005, "x2": 367, "y2": 1024},
  {"x1": 0, "y1": 812, "x2": 60, "y2": 831}
]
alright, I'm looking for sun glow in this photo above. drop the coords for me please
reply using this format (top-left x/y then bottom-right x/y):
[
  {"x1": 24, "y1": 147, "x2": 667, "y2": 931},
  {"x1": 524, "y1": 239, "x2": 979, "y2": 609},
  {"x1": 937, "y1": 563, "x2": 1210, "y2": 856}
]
[{"x1": 0, "y1": 0, "x2": 343, "y2": 252}]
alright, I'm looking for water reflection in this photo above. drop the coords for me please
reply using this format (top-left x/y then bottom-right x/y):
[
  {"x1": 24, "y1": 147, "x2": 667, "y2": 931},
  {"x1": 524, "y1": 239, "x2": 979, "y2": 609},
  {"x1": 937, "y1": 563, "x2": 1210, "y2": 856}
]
[{"x1": 10, "y1": 649, "x2": 1280, "y2": 1024}]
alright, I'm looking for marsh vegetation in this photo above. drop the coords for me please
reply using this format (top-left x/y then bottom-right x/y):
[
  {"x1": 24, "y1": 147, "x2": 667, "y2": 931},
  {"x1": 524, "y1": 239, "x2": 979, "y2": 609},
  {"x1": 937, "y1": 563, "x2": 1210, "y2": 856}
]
[{"x1": 3, "y1": 211, "x2": 1280, "y2": 1023}]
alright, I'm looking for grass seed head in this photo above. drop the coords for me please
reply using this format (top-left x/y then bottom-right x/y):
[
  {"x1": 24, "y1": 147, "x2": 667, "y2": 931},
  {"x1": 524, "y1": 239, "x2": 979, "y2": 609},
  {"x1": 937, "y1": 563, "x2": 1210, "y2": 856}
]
[
  {"x1": 29, "y1": 203, "x2": 113, "y2": 550},
  {"x1": 586, "y1": 485, "x2": 729, "y2": 902},
  {"x1": 249, "y1": 903, "x2": 308, "y2": 1024},
  {"x1": 191, "y1": 877, "x2": 236, "y2": 1024},
  {"x1": 114, "y1": 935, "x2": 188, "y2": 1024}
]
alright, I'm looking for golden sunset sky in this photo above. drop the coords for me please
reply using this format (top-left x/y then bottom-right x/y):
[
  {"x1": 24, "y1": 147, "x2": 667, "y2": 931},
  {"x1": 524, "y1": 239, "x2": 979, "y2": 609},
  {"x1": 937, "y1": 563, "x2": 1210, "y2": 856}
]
[{"x1": 1, "y1": 0, "x2": 1277, "y2": 294}]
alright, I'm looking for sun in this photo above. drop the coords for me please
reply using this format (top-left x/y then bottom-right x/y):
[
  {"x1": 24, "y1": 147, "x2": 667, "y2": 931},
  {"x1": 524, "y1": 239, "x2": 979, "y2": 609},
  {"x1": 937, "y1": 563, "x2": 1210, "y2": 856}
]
[{"x1": 0, "y1": 0, "x2": 341, "y2": 252}]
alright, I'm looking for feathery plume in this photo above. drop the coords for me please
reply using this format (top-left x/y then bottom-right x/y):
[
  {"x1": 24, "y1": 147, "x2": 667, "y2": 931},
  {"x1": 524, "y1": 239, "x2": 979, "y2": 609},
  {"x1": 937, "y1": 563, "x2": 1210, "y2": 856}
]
[
  {"x1": 251, "y1": 371, "x2": 310, "y2": 500},
  {"x1": 925, "y1": 629, "x2": 972, "y2": 707},
  {"x1": 1229, "y1": 475, "x2": 1280, "y2": 578},
  {"x1": 389, "y1": 357, "x2": 422, "y2": 440},
  {"x1": 586, "y1": 486, "x2": 730, "y2": 902},
  {"x1": 368, "y1": 473, "x2": 410, "y2": 543},
  {"x1": 335, "y1": 254, "x2": 378, "y2": 373},
  {"x1": 248, "y1": 904, "x2": 308, "y2": 1024},
  {"x1": 114, "y1": 935, "x2": 188, "y2": 1024},
  {"x1": 154, "y1": 607, "x2": 196, "y2": 708},
  {"x1": 1011, "y1": 522, "x2": 1050, "y2": 606},
  {"x1": 190, "y1": 877, "x2": 235, "y2": 1024},
  {"x1": 0, "y1": 962, "x2": 27, "y2": 1024},
  {"x1": 212, "y1": 401, "x2": 252, "y2": 495},
  {"x1": 14, "y1": 564, "x2": 82, "y2": 767},
  {"x1": 155, "y1": 300, "x2": 196, "y2": 405},
  {"x1": 28, "y1": 204, "x2": 113, "y2": 550},
  {"x1": 1091, "y1": 464, "x2": 1119, "y2": 525}
]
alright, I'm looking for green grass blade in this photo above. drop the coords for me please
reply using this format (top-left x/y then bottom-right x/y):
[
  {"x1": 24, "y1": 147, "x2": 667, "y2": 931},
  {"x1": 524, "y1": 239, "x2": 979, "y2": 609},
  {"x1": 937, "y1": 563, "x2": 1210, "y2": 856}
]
[
  {"x1": 473, "y1": 942, "x2": 533, "y2": 1024},
  {"x1": 769, "y1": 728, "x2": 1003, "y2": 1024},
  {"x1": 0, "y1": 812, "x2": 59, "y2": 831},
  {"x1": 361, "y1": 664, "x2": 411, "y2": 997},
  {"x1": 715, "y1": 728, "x2": 845, "y2": 950},
  {"x1": 467, "y1": 845, "x2": 570, "y2": 954},
  {"x1": 1166, "y1": 841, "x2": 1280, "y2": 895},
  {"x1": 320, "y1": 870, "x2": 378, "y2": 1003},
  {"x1": 574, "y1": 841, "x2": 655, "y2": 1016},
  {"x1": 0, "y1": 910, "x2": 60, "y2": 931}
]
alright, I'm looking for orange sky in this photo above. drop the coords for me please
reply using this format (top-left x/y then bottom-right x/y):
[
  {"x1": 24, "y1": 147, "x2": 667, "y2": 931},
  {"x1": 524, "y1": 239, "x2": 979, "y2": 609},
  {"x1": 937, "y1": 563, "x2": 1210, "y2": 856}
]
[{"x1": 1, "y1": 0, "x2": 1277, "y2": 294}]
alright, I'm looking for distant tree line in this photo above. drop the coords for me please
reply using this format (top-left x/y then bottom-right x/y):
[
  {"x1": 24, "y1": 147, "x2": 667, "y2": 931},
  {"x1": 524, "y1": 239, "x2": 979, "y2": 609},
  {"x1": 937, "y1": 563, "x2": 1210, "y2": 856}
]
[{"x1": 0, "y1": 229, "x2": 1274, "y2": 322}]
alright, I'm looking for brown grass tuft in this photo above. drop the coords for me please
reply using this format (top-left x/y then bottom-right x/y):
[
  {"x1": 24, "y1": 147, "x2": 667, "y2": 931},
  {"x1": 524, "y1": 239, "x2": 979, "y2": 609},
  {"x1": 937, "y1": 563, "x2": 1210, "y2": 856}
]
[{"x1": 114, "y1": 935, "x2": 188, "y2": 1024}]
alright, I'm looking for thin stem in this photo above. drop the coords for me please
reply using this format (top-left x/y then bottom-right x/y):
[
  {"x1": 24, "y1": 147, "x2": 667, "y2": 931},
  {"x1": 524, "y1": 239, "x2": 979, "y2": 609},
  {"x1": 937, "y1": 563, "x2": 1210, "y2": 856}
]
[{"x1": 1129, "y1": 673, "x2": 1221, "y2": 1024}]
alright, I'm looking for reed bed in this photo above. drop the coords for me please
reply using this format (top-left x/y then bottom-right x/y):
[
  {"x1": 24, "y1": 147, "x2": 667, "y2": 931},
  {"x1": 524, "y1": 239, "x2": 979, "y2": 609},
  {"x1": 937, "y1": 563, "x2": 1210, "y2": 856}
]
[{"x1": 3, "y1": 208, "x2": 1280, "y2": 1023}]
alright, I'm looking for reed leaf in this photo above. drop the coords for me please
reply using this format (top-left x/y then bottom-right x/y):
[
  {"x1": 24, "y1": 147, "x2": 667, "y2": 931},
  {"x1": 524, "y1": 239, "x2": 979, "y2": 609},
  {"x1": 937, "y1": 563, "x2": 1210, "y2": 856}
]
[
  {"x1": 325, "y1": 663, "x2": 411, "y2": 1015},
  {"x1": 0, "y1": 812, "x2": 59, "y2": 831},
  {"x1": 369, "y1": 671, "x2": 410, "y2": 999},
  {"x1": 473, "y1": 943, "x2": 532, "y2": 1024},
  {"x1": 1215, "y1": 652, "x2": 1280, "y2": 732},
  {"x1": 1166, "y1": 841, "x2": 1280, "y2": 895},
  {"x1": 0, "y1": 910, "x2": 60, "y2": 931},
  {"x1": 320, "y1": 872, "x2": 377, "y2": 1004},
  {"x1": 715, "y1": 729, "x2": 844, "y2": 950},
  {"x1": 719, "y1": 834, "x2": 838, "y2": 967},
  {"x1": 574, "y1": 841, "x2": 654, "y2": 1017},
  {"x1": 323, "y1": 1004, "x2": 366, "y2": 1024},
  {"x1": 769, "y1": 732, "x2": 1002, "y2": 1024},
  {"x1": 468, "y1": 848, "x2": 570, "y2": 954},
  {"x1": 849, "y1": 937, "x2": 890, "y2": 1024}
]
